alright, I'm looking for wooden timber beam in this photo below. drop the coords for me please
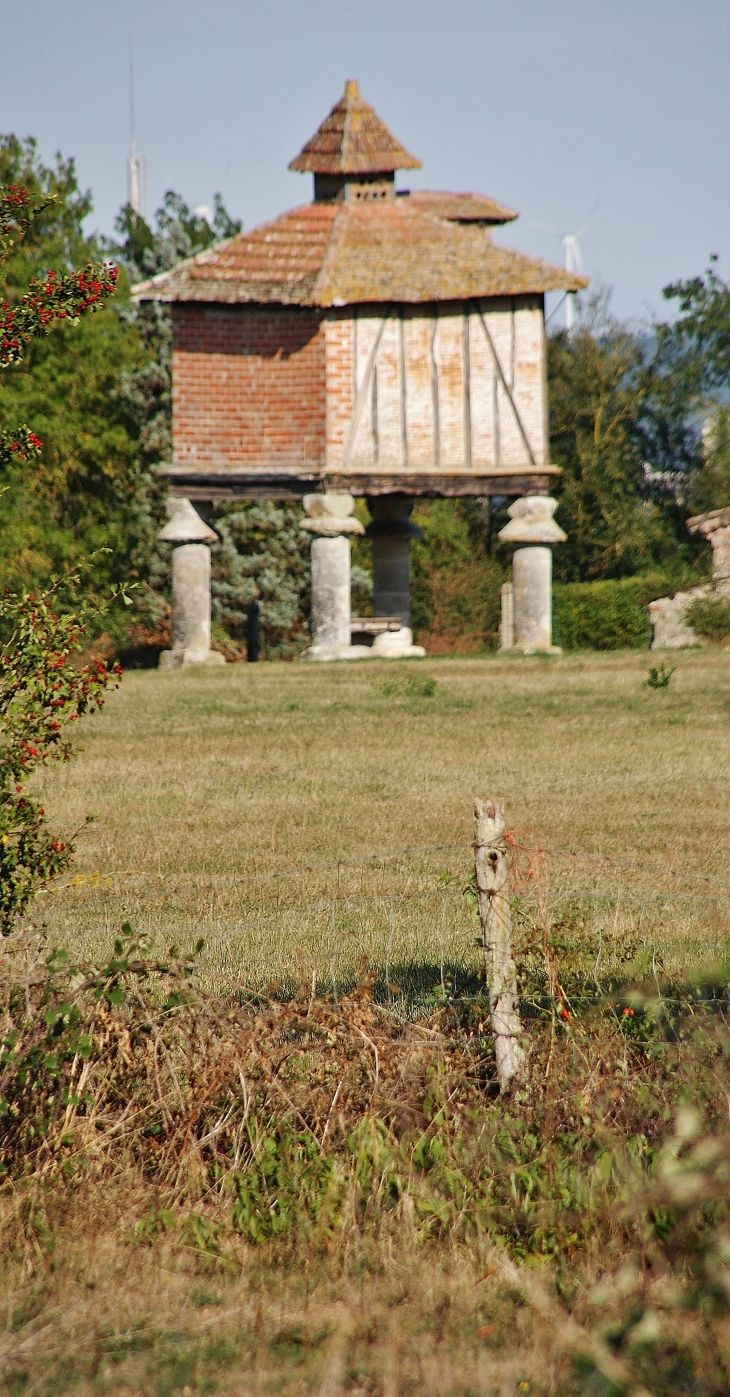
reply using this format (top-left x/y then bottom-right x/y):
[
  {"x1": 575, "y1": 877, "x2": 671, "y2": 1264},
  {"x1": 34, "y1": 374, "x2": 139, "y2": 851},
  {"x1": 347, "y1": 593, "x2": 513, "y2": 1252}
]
[
  {"x1": 475, "y1": 306, "x2": 537, "y2": 468},
  {"x1": 162, "y1": 469, "x2": 559, "y2": 501}
]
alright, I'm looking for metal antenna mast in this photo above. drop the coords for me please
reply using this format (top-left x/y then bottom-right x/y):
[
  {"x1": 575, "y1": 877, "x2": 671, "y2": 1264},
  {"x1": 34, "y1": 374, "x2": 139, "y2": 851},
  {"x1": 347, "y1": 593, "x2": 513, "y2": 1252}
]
[{"x1": 127, "y1": 41, "x2": 147, "y2": 217}]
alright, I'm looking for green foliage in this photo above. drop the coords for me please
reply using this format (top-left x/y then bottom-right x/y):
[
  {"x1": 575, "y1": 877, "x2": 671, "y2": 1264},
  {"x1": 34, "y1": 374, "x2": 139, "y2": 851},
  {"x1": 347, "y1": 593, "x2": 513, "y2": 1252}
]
[
  {"x1": 548, "y1": 308, "x2": 686, "y2": 582},
  {"x1": 552, "y1": 575, "x2": 672, "y2": 650},
  {"x1": 108, "y1": 191, "x2": 242, "y2": 284},
  {"x1": 684, "y1": 590, "x2": 730, "y2": 644},
  {"x1": 231, "y1": 1130, "x2": 339, "y2": 1244},
  {"x1": 0, "y1": 925, "x2": 201, "y2": 1159},
  {"x1": 646, "y1": 662, "x2": 675, "y2": 689},
  {"x1": 660, "y1": 257, "x2": 730, "y2": 398},
  {"x1": 373, "y1": 672, "x2": 438, "y2": 701},
  {"x1": 690, "y1": 406, "x2": 730, "y2": 516},
  {"x1": 2, "y1": 910, "x2": 730, "y2": 1397},
  {"x1": 209, "y1": 501, "x2": 312, "y2": 658},
  {"x1": 0, "y1": 575, "x2": 124, "y2": 931},
  {"x1": 411, "y1": 499, "x2": 505, "y2": 651},
  {"x1": 0, "y1": 136, "x2": 143, "y2": 599},
  {"x1": 649, "y1": 261, "x2": 730, "y2": 521},
  {"x1": 0, "y1": 261, "x2": 117, "y2": 368},
  {"x1": 558, "y1": 1111, "x2": 730, "y2": 1397}
]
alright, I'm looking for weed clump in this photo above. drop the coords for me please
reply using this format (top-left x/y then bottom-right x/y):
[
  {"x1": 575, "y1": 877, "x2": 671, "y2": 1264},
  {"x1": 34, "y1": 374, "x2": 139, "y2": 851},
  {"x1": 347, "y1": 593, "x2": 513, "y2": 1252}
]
[
  {"x1": 372, "y1": 672, "x2": 438, "y2": 701},
  {"x1": 646, "y1": 662, "x2": 675, "y2": 688}
]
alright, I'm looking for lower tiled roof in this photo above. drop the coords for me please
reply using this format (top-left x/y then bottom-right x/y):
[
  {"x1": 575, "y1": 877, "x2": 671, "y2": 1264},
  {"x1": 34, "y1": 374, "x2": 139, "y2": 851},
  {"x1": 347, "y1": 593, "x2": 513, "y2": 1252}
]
[
  {"x1": 133, "y1": 197, "x2": 586, "y2": 307},
  {"x1": 402, "y1": 190, "x2": 517, "y2": 224}
]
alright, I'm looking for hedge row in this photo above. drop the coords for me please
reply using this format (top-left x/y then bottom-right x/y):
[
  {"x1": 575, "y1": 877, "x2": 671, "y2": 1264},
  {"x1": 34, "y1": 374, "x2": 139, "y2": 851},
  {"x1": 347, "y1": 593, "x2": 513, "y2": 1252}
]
[{"x1": 552, "y1": 574, "x2": 675, "y2": 651}]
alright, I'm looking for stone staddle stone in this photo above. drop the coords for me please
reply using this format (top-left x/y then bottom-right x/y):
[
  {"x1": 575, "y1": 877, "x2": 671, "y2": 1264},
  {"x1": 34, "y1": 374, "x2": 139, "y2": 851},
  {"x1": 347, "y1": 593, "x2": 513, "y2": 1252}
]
[
  {"x1": 157, "y1": 499, "x2": 225, "y2": 668},
  {"x1": 512, "y1": 546, "x2": 555, "y2": 653},
  {"x1": 301, "y1": 494, "x2": 424, "y2": 662},
  {"x1": 498, "y1": 496, "x2": 565, "y2": 654},
  {"x1": 310, "y1": 534, "x2": 352, "y2": 656},
  {"x1": 301, "y1": 493, "x2": 367, "y2": 661}
]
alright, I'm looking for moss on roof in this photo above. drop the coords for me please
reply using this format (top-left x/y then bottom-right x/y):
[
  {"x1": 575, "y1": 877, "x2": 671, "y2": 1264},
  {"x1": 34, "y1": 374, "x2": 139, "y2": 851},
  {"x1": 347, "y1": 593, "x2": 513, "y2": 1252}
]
[
  {"x1": 288, "y1": 80, "x2": 421, "y2": 175},
  {"x1": 133, "y1": 198, "x2": 587, "y2": 308}
]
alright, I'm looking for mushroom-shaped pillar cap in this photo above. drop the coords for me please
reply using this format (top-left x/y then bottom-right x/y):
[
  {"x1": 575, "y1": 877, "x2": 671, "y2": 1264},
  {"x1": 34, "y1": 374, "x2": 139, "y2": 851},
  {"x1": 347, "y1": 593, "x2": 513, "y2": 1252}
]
[
  {"x1": 301, "y1": 492, "x2": 365, "y2": 535},
  {"x1": 158, "y1": 497, "x2": 218, "y2": 544},
  {"x1": 498, "y1": 496, "x2": 566, "y2": 545}
]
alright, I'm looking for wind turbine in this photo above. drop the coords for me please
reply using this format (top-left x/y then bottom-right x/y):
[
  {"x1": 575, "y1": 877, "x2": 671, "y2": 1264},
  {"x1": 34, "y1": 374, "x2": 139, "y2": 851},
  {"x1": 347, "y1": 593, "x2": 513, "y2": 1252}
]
[{"x1": 533, "y1": 203, "x2": 597, "y2": 334}]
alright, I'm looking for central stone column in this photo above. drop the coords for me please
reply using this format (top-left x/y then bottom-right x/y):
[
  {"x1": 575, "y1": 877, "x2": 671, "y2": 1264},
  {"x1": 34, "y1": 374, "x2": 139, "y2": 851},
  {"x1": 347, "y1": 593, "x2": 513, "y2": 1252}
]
[
  {"x1": 158, "y1": 499, "x2": 226, "y2": 669},
  {"x1": 498, "y1": 496, "x2": 566, "y2": 654},
  {"x1": 366, "y1": 495, "x2": 421, "y2": 623},
  {"x1": 365, "y1": 495, "x2": 426, "y2": 658}
]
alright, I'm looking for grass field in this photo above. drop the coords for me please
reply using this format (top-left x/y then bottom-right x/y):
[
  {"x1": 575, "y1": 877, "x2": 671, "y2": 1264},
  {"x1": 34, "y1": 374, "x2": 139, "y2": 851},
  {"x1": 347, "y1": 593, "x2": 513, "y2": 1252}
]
[{"x1": 35, "y1": 648, "x2": 730, "y2": 992}]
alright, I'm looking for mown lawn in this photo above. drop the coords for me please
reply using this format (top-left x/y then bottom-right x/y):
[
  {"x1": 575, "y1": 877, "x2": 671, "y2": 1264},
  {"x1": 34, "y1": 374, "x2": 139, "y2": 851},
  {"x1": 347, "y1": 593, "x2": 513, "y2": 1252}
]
[{"x1": 35, "y1": 648, "x2": 730, "y2": 990}]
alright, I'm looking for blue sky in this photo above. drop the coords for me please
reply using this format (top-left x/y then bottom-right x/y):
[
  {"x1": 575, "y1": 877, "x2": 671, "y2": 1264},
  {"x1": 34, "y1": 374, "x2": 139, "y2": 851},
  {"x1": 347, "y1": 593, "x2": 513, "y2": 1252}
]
[{"x1": 3, "y1": 0, "x2": 729, "y2": 323}]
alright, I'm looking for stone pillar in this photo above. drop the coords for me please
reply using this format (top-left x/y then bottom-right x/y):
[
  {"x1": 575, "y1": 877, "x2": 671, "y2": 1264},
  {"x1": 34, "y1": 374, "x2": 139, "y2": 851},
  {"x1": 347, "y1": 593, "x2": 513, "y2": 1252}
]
[
  {"x1": 499, "y1": 582, "x2": 514, "y2": 651},
  {"x1": 498, "y1": 497, "x2": 566, "y2": 654},
  {"x1": 157, "y1": 498, "x2": 226, "y2": 669},
  {"x1": 687, "y1": 507, "x2": 730, "y2": 597},
  {"x1": 300, "y1": 494, "x2": 365, "y2": 661},
  {"x1": 366, "y1": 495, "x2": 422, "y2": 624},
  {"x1": 365, "y1": 495, "x2": 426, "y2": 658}
]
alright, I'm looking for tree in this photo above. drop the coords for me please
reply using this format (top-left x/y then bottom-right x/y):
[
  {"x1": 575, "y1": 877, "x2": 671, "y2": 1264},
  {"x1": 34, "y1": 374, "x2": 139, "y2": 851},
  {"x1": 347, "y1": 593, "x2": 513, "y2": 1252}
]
[
  {"x1": 0, "y1": 579, "x2": 122, "y2": 932},
  {"x1": 0, "y1": 137, "x2": 142, "y2": 602},
  {"x1": 547, "y1": 294, "x2": 698, "y2": 583},
  {"x1": 0, "y1": 170, "x2": 122, "y2": 930},
  {"x1": 655, "y1": 260, "x2": 730, "y2": 516}
]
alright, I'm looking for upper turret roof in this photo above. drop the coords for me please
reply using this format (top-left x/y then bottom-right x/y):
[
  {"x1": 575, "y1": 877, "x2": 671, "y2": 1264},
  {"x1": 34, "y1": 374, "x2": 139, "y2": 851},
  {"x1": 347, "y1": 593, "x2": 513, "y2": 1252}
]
[{"x1": 288, "y1": 80, "x2": 421, "y2": 175}]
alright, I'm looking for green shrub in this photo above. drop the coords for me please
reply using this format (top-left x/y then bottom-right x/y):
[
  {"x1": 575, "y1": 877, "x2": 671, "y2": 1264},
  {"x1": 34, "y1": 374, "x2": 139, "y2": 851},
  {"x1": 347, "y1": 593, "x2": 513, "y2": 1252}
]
[
  {"x1": 684, "y1": 591, "x2": 730, "y2": 644},
  {"x1": 553, "y1": 575, "x2": 673, "y2": 651},
  {"x1": 411, "y1": 499, "x2": 505, "y2": 652}
]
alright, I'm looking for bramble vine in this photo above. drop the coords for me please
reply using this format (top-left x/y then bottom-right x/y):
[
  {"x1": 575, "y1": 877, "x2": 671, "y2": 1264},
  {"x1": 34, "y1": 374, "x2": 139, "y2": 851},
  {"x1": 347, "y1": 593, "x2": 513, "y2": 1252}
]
[{"x1": 0, "y1": 576, "x2": 126, "y2": 931}]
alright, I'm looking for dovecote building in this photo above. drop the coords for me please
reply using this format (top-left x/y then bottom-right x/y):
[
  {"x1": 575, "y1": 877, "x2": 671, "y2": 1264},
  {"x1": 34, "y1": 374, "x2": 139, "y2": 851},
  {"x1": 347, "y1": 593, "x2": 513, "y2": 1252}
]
[{"x1": 135, "y1": 82, "x2": 586, "y2": 662}]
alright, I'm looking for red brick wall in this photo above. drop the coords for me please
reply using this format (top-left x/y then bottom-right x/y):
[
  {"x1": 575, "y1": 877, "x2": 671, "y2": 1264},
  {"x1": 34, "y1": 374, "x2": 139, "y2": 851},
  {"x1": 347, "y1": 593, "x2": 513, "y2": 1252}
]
[
  {"x1": 324, "y1": 311, "x2": 354, "y2": 470},
  {"x1": 172, "y1": 305, "x2": 326, "y2": 473}
]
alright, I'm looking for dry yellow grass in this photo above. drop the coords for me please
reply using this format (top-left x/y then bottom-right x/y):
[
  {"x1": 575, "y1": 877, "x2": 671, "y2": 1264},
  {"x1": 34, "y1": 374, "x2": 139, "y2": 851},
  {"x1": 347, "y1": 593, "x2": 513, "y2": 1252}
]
[
  {"x1": 32, "y1": 649, "x2": 730, "y2": 991},
  {"x1": 0, "y1": 1195, "x2": 560, "y2": 1397}
]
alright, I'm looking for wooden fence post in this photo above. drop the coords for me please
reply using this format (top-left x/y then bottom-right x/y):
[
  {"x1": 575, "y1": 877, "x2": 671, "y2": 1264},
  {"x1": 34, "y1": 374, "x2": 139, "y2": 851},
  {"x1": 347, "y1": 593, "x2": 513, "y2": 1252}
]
[{"x1": 473, "y1": 798, "x2": 526, "y2": 1091}]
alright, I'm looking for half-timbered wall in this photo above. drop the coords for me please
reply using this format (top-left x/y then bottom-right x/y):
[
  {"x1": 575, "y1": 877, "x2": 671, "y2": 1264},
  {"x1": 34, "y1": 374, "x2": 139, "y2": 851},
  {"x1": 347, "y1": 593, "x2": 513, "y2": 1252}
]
[
  {"x1": 325, "y1": 296, "x2": 547, "y2": 476},
  {"x1": 169, "y1": 297, "x2": 547, "y2": 487}
]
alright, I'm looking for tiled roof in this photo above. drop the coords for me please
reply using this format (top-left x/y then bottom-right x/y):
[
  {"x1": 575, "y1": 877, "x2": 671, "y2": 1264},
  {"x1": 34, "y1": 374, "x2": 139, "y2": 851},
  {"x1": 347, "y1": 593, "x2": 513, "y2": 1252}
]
[
  {"x1": 402, "y1": 190, "x2": 517, "y2": 226},
  {"x1": 288, "y1": 80, "x2": 421, "y2": 175},
  {"x1": 133, "y1": 199, "x2": 587, "y2": 308}
]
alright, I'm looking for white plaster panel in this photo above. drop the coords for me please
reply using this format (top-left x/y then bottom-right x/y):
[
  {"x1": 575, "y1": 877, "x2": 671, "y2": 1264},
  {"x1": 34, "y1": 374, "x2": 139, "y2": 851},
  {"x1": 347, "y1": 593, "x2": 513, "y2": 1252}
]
[
  {"x1": 404, "y1": 313, "x2": 433, "y2": 468},
  {"x1": 326, "y1": 299, "x2": 546, "y2": 476},
  {"x1": 349, "y1": 314, "x2": 382, "y2": 467},
  {"x1": 469, "y1": 308, "x2": 496, "y2": 470},
  {"x1": 435, "y1": 312, "x2": 466, "y2": 469},
  {"x1": 372, "y1": 318, "x2": 402, "y2": 468},
  {"x1": 483, "y1": 304, "x2": 522, "y2": 470},
  {"x1": 513, "y1": 303, "x2": 546, "y2": 467}
]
